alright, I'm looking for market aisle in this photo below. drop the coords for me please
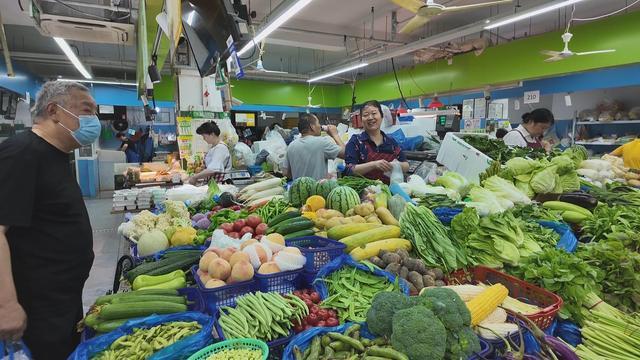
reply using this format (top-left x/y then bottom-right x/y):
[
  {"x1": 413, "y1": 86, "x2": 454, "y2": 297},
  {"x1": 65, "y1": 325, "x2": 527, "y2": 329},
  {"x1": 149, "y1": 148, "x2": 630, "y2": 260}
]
[{"x1": 82, "y1": 193, "x2": 124, "y2": 311}]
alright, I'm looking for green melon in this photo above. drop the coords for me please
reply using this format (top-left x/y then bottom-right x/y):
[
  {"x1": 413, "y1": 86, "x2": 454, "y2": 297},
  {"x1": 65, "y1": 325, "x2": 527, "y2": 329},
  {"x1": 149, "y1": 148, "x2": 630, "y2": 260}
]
[
  {"x1": 315, "y1": 179, "x2": 339, "y2": 199},
  {"x1": 326, "y1": 186, "x2": 361, "y2": 215},
  {"x1": 289, "y1": 177, "x2": 317, "y2": 207}
]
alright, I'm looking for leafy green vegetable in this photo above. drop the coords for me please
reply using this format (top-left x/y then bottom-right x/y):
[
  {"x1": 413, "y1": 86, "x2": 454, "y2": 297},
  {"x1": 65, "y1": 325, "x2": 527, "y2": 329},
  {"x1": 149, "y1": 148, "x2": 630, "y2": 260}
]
[
  {"x1": 530, "y1": 165, "x2": 559, "y2": 194},
  {"x1": 463, "y1": 135, "x2": 547, "y2": 162},
  {"x1": 482, "y1": 175, "x2": 532, "y2": 204},
  {"x1": 338, "y1": 176, "x2": 390, "y2": 197},
  {"x1": 416, "y1": 194, "x2": 462, "y2": 209},
  {"x1": 508, "y1": 248, "x2": 604, "y2": 323},
  {"x1": 466, "y1": 186, "x2": 512, "y2": 216},
  {"x1": 505, "y1": 157, "x2": 541, "y2": 176},
  {"x1": 434, "y1": 172, "x2": 471, "y2": 197},
  {"x1": 510, "y1": 204, "x2": 562, "y2": 222},
  {"x1": 581, "y1": 204, "x2": 640, "y2": 251}
]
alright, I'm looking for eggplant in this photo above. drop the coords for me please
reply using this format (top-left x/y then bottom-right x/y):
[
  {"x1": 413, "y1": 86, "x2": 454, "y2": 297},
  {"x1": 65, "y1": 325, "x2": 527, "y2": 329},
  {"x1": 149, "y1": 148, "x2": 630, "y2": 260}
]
[
  {"x1": 218, "y1": 192, "x2": 235, "y2": 208},
  {"x1": 558, "y1": 192, "x2": 598, "y2": 211},
  {"x1": 544, "y1": 335, "x2": 580, "y2": 360}
]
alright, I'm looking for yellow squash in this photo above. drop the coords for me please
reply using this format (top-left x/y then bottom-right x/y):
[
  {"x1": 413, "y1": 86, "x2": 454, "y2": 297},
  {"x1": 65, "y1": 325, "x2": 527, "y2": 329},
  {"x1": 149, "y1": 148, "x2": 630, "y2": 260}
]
[{"x1": 349, "y1": 238, "x2": 412, "y2": 261}]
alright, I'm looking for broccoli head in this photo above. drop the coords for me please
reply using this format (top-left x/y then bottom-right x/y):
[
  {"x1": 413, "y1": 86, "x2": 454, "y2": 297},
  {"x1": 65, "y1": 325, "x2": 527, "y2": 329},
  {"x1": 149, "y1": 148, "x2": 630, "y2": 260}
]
[
  {"x1": 419, "y1": 287, "x2": 471, "y2": 331},
  {"x1": 366, "y1": 291, "x2": 412, "y2": 337},
  {"x1": 391, "y1": 306, "x2": 447, "y2": 360},
  {"x1": 444, "y1": 327, "x2": 481, "y2": 360}
]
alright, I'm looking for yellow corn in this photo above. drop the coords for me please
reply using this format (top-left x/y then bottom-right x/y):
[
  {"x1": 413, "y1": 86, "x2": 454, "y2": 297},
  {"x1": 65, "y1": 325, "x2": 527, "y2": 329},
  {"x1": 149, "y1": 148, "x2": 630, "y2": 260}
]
[{"x1": 466, "y1": 283, "x2": 509, "y2": 326}]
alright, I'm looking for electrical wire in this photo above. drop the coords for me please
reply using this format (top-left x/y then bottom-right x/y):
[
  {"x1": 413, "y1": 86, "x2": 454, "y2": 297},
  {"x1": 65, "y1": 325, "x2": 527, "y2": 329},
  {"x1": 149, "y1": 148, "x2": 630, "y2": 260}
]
[
  {"x1": 17, "y1": 0, "x2": 24, "y2": 11},
  {"x1": 571, "y1": 0, "x2": 640, "y2": 22},
  {"x1": 52, "y1": 0, "x2": 131, "y2": 21},
  {"x1": 390, "y1": 58, "x2": 408, "y2": 109},
  {"x1": 407, "y1": 67, "x2": 427, "y2": 95}
]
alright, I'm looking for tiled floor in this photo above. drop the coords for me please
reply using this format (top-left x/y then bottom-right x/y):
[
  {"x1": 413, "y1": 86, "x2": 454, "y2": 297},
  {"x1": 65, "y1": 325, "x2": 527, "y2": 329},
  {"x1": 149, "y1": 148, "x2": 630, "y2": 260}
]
[{"x1": 82, "y1": 193, "x2": 127, "y2": 312}]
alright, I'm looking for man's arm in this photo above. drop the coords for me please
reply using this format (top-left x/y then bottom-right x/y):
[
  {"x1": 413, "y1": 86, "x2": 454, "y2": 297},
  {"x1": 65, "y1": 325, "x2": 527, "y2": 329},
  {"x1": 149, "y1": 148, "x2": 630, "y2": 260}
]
[
  {"x1": 0, "y1": 225, "x2": 27, "y2": 340},
  {"x1": 326, "y1": 126, "x2": 346, "y2": 158}
]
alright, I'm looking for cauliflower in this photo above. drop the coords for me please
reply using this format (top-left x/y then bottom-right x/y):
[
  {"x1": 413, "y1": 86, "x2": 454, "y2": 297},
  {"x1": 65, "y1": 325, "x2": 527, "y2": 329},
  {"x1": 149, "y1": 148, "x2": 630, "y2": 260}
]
[
  {"x1": 129, "y1": 210, "x2": 157, "y2": 239},
  {"x1": 171, "y1": 217, "x2": 192, "y2": 228},
  {"x1": 165, "y1": 200, "x2": 190, "y2": 220},
  {"x1": 154, "y1": 213, "x2": 172, "y2": 232}
]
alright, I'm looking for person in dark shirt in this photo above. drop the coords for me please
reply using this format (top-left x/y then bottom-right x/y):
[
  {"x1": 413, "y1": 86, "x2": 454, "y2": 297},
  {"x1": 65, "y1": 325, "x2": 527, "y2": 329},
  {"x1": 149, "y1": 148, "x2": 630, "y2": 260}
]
[
  {"x1": 116, "y1": 132, "x2": 132, "y2": 151},
  {"x1": 0, "y1": 81, "x2": 98, "y2": 359}
]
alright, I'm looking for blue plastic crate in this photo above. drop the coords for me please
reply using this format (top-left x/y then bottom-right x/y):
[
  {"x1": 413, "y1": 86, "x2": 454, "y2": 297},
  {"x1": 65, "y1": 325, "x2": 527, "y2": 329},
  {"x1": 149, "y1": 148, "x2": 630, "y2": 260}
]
[
  {"x1": 285, "y1": 236, "x2": 346, "y2": 273},
  {"x1": 254, "y1": 268, "x2": 303, "y2": 294},
  {"x1": 191, "y1": 265, "x2": 257, "y2": 313},
  {"x1": 299, "y1": 271, "x2": 317, "y2": 289},
  {"x1": 213, "y1": 308, "x2": 293, "y2": 351}
]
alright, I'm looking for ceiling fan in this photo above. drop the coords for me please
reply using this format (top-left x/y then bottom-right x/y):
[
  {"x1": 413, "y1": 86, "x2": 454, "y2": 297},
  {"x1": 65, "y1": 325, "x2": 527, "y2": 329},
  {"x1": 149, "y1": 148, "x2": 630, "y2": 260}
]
[
  {"x1": 244, "y1": 41, "x2": 289, "y2": 74},
  {"x1": 259, "y1": 111, "x2": 274, "y2": 120},
  {"x1": 541, "y1": 32, "x2": 615, "y2": 62},
  {"x1": 392, "y1": 0, "x2": 513, "y2": 34}
]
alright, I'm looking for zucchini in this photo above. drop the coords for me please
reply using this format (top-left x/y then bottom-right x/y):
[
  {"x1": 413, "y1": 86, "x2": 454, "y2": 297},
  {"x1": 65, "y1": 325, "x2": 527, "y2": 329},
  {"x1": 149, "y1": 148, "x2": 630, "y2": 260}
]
[
  {"x1": 94, "y1": 289, "x2": 179, "y2": 305},
  {"x1": 136, "y1": 276, "x2": 186, "y2": 291},
  {"x1": 543, "y1": 201, "x2": 592, "y2": 217},
  {"x1": 562, "y1": 211, "x2": 590, "y2": 224},
  {"x1": 267, "y1": 216, "x2": 307, "y2": 234},
  {"x1": 141, "y1": 256, "x2": 199, "y2": 278},
  {"x1": 277, "y1": 219, "x2": 314, "y2": 235},
  {"x1": 557, "y1": 193, "x2": 598, "y2": 211},
  {"x1": 95, "y1": 318, "x2": 129, "y2": 333},
  {"x1": 283, "y1": 229, "x2": 315, "y2": 240},
  {"x1": 327, "y1": 223, "x2": 383, "y2": 240},
  {"x1": 340, "y1": 225, "x2": 401, "y2": 252},
  {"x1": 110, "y1": 294, "x2": 187, "y2": 305},
  {"x1": 98, "y1": 301, "x2": 187, "y2": 320},
  {"x1": 267, "y1": 211, "x2": 301, "y2": 227},
  {"x1": 126, "y1": 254, "x2": 199, "y2": 282}
]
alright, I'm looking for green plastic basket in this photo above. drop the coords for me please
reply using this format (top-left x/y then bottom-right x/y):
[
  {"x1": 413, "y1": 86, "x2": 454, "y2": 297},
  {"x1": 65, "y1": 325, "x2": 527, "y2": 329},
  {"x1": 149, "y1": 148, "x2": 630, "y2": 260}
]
[{"x1": 188, "y1": 338, "x2": 269, "y2": 360}]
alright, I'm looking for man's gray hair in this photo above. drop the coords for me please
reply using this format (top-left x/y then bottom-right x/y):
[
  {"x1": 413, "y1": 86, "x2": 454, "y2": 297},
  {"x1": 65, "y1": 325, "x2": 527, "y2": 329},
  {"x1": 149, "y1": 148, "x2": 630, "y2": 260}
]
[{"x1": 33, "y1": 81, "x2": 89, "y2": 119}]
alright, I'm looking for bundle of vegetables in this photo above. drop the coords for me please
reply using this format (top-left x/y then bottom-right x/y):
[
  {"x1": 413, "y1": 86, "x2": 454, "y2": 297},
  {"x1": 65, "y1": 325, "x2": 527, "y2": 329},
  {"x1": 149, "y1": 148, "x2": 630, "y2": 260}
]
[
  {"x1": 575, "y1": 296, "x2": 640, "y2": 360},
  {"x1": 434, "y1": 171, "x2": 471, "y2": 197},
  {"x1": 83, "y1": 289, "x2": 190, "y2": 335},
  {"x1": 337, "y1": 176, "x2": 391, "y2": 197},
  {"x1": 442, "y1": 284, "x2": 543, "y2": 317},
  {"x1": 508, "y1": 247, "x2": 603, "y2": 324},
  {"x1": 253, "y1": 198, "x2": 290, "y2": 224},
  {"x1": 366, "y1": 289, "x2": 480, "y2": 360},
  {"x1": 586, "y1": 181, "x2": 640, "y2": 207},
  {"x1": 216, "y1": 292, "x2": 308, "y2": 342},
  {"x1": 368, "y1": 248, "x2": 445, "y2": 294},
  {"x1": 207, "y1": 348, "x2": 263, "y2": 360},
  {"x1": 576, "y1": 239, "x2": 640, "y2": 313},
  {"x1": 290, "y1": 324, "x2": 407, "y2": 360},
  {"x1": 399, "y1": 204, "x2": 466, "y2": 271},
  {"x1": 463, "y1": 135, "x2": 549, "y2": 162},
  {"x1": 465, "y1": 186, "x2": 515, "y2": 215},
  {"x1": 319, "y1": 265, "x2": 402, "y2": 322},
  {"x1": 577, "y1": 155, "x2": 640, "y2": 186},
  {"x1": 267, "y1": 212, "x2": 315, "y2": 240},
  {"x1": 499, "y1": 155, "x2": 581, "y2": 197},
  {"x1": 399, "y1": 174, "x2": 460, "y2": 200},
  {"x1": 237, "y1": 177, "x2": 285, "y2": 207},
  {"x1": 510, "y1": 204, "x2": 562, "y2": 222},
  {"x1": 581, "y1": 204, "x2": 640, "y2": 250},
  {"x1": 91, "y1": 321, "x2": 201, "y2": 360},
  {"x1": 416, "y1": 194, "x2": 461, "y2": 209},
  {"x1": 125, "y1": 250, "x2": 201, "y2": 283}
]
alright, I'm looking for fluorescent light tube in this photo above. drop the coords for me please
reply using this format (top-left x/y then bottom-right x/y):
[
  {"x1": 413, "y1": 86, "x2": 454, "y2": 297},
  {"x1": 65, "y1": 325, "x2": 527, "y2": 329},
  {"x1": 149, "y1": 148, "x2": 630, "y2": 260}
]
[
  {"x1": 308, "y1": 62, "x2": 369, "y2": 83},
  {"x1": 237, "y1": 0, "x2": 313, "y2": 56},
  {"x1": 57, "y1": 78, "x2": 137, "y2": 86},
  {"x1": 484, "y1": 0, "x2": 587, "y2": 29},
  {"x1": 53, "y1": 37, "x2": 92, "y2": 79}
]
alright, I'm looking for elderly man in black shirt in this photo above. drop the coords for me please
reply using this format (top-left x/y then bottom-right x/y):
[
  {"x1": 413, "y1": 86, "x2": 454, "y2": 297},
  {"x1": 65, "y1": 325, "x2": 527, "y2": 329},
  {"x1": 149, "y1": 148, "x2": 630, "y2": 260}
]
[{"x1": 0, "y1": 81, "x2": 98, "y2": 359}]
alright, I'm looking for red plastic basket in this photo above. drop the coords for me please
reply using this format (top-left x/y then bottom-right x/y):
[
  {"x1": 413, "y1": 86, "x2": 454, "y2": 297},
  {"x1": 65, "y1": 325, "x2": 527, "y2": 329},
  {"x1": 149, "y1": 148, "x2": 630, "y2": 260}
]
[{"x1": 447, "y1": 266, "x2": 563, "y2": 330}]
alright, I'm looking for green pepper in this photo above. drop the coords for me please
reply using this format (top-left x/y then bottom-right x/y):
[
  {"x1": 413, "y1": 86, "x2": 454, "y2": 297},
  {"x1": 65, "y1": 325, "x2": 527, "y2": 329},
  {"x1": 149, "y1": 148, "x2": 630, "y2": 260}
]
[{"x1": 132, "y1": 269, "x2": 185, "y2": 290}]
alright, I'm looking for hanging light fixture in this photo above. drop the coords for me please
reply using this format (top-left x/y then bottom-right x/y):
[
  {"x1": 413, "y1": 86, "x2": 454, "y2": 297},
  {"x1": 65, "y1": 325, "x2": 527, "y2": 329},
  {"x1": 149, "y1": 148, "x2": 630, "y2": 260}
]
[
  {"x1": 427, "y1": 96, "x2": 444, "y2": 109},
  {"x1": 148, "y1": 55, "x2": 161, "y2": 83}
]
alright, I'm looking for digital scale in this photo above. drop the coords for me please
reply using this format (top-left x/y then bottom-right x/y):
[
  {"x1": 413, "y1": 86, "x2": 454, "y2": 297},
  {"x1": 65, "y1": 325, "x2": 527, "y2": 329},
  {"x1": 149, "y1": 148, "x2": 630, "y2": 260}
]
[
  {"x1": 436, "y1": 114, "x2": 461, "y2": 138},
  {"x1": 228, "y1": 170, "x2": 253, "y2": 185}
]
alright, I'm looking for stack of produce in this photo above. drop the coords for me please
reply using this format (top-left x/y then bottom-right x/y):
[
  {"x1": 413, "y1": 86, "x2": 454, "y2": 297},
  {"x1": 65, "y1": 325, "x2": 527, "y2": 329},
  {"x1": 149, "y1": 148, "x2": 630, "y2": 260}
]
[
  {"x1": 291, "y1": 289, "x2": 340, "y2": 333},
  {"x1": 126, "y1": 250, "x2": 201, "y2": 284},
  {"x1": 217, "y1": 214, "x2": 267, "y2": 239},
  {"x1": 207, "y1": 348, "x2": 264, "y2": 360},
  {"x1": 578, "y1": 155, "x2": 640, "y2": 187},
  {"x1": 253, "y1": 198, "x2": 290, "y2": 224},
  {"x1": 399, "y1": 204, "x2": 466, "y2": 271},
  {"x1": 216, "y1": 291, "x2": 308, "y2": 342},
  {"x1": 83, "y1": 289, "x2": 189, "y2": 334},
  {"x1": 267, "y1": 211, "x2": 315, "y2": 240},
  {"x1": 367, "y1": 248, "x2": 445, "y2": 294},
  {"x1": 91, "y1": 321, "x2": 202, "y2": 360},
  {"x1": 290, "y1": 323, "x2": 407, "y2": 360},
  {"x1": 365, "y1": 288, "x2": 480, "y2": 360},
  {"x1": 463, "y1": 135, "x2": 549, "y2": 162},
  {"x1": 581, "y1": 203, "x2": 640, "y2": 249},
  {"x1": 319, "y1": 265, "x2": 402, "y2": 323},
  {"x1": 237, "y1": 178, "x2": 286, "y2": 207}
]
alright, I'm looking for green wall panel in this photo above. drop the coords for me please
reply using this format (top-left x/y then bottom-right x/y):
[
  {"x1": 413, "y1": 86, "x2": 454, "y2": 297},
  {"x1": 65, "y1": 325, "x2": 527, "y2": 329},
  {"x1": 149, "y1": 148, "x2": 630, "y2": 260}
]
[{"x1": 230, "y1": 80, "x2": 343, "y2": 108}]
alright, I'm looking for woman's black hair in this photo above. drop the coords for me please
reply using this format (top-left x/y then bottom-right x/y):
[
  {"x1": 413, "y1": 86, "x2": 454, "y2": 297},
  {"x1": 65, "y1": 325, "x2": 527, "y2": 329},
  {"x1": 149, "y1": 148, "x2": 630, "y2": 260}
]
[
  {"x1": 522, "y1": 108, "x2": 555, "y2": 125},
  {"x1": 360, "y1": 100, "x2": 383, "y2": 117},
  {"x1": 196, "y1": 121, "x2": 221, "y2": 136},
  {"x1": 496, "y1": 128, "x2": 508, "y2": 139}
]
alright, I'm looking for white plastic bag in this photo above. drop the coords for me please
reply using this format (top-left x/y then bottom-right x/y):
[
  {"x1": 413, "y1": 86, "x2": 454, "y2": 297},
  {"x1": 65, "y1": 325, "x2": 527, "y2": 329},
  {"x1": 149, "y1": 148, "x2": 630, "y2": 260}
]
[
  {"x1": 1, "y1": 341, "x2": 32, "y2": 360},
  {"x1": 166, "y1": 184, "x2": 208, "y2": 203},
  {"x1": 216, "y1": 118, "x2": 239, "y2": 148},
  {"x1": 387, "y1": 160, "x2": 404, "y2": 185},
  {"x1": 233, "y1": 142, "x2": 256, "y2": 168}
]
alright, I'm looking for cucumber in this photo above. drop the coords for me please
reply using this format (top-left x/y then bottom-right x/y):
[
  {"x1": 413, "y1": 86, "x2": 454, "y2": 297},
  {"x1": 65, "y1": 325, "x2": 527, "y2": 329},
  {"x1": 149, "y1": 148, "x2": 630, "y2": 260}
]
[
  {"x1": 562, "y1": 211, "x2": 590, "y2": 224},
  {"x1": 95, "y1": 318, "x2": 129, "y2": 333},
  {"x1": 125, "y1": 253, "x2": 198, "y2": 281},
  {"x1": 126, "y1": 254, "x2": 199, "y2": 282},
  {"x1": 267, "y1": 216, "x2": 307, "y2": 234},
  {"x1": 98, "y1": 301, "x2": 187, "y2": 320},
  {"x1": 141, "y1": 256, "x2": 199, "y2": 278},
  {"x1": 542, "y1": 201, "x2": 592, "y2": 217},
  {"x1": 277, "y1": 219, "x2": 314, "y2": 235},
  {"x1": 110, "y1": 294, "x2": 187, "y2": 305},
  {"x1": 95, "y1": 289, "x2": 179, "y2": 305},
  {"x1": 283, "y1": 229, "x2": 315, "y2": 240},
  {"x1": 267, "y1": 211, "x2": 302, "y2": 227}
]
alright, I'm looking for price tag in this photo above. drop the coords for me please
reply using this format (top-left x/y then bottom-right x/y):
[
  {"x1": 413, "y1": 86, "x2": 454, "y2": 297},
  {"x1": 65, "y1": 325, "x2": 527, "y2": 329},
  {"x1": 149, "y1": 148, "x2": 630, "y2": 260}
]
[{"x1": 524, "y1": 90, "x2": 540, "y2": 104}]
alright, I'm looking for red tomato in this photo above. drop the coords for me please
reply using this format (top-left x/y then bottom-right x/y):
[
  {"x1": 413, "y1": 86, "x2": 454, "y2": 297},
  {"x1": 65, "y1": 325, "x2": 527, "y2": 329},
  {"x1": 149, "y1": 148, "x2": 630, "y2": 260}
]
[
  {"x1": 300, "y1": 294, "x2": 311, "y2": 301},
  {"x1": 246, "y1": 215, "x2": 262, "y2": 228},
  {"x1": 326, "y1": 317, "x2": 339, "y2": 327},
  {"x1": 310, "y1": 305, "x2": 320, "y2": 314},
  {"x1": 303, "y1": 299, "x2": 314, "y2": 309},
  {"x1": 239, "y1": 226, "x2": 254, "y2": 237},
  {"x1": 227, "y1": 232, "x2": 239, "y2": 239},
  {"x1": 233, "y1": 219, "x2": 246, "y2": 232},
  {"x1": 231, "y1": 205, "x2": 242, "y2": 211},
  {"x1": 317, "y1": 309, "x2": 329, "y2": 320},
  {"x1": 293, "y1": 290, "x2": 302, "y2": 297},
  {"x1": 303, "y1": 324, "x2": 313, "y2": 331},
  {"x1": 306, "y1": 313, "x2": 319, "y2": 326},
  {"x1": 327, "y1": 309, "x2": 337, "y2": 318},
  {"x1": 310, "y1": 292, "x2": 321, "y2": 304},
  {"x1": 219, "y1": 223, "x2": 234, "y2": 233},
  {"x1": 293, "y1": 324, "x2": 304, "y2": 333},
  {"x1": 317, "y1": 320, "x2": 326, "y2": 327},
  {"x1": 255, "y1": 223, "x2": 268, "y2": 235}
]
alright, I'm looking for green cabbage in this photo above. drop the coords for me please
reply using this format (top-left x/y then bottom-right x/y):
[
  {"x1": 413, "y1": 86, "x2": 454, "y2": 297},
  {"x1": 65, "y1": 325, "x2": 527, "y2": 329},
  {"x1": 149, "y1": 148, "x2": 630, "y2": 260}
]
[
  {"x1": 559, "y1": 172, "x2": 581, "y2": 192},
  {"x1": 467, "y1": 186, "x2": 511, "y2": 215},
  {"x1": 137, "y1": 229, "x2": 169, "y2": 256},
  {"x1": 483, "y1": 176, "x2": 532, "y2": 205},
  {"x1": 505, "y1": 157, "x2": 540, "y2": 176},
  {"x1": 515, "y1": 180, "x2": 535, "y2": 199},
  {"x1": 530, "y1": 166, "x2": 558, "y2": 194},
  {"x1": 551, "y1": 155, "x2": 575, "y2": 175},
  {"x1": 435, "y1": 171, "x2": 471, "y2": 197}
]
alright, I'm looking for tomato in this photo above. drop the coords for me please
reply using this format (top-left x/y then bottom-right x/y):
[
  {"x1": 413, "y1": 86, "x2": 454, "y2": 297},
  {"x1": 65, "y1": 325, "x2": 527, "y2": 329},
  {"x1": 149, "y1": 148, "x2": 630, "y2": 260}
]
[
  {"x1": 310, "y1": 292, "x2": 321, "y2": 304},
  {"x1": 317, "y1": 309, "x2": 329, "y2": 320},
  {"x1": 246, "y1": 215, "x2": 262, "y2": 229},
  {"x1": 255, "y1": 223, "x2": 268, "y2": 235},
  {"x1": 326, "y1": 317, "x2": 339, "y2": 327},
  {"x1": 293, "y1": 290, "x2": 302, "y2": 297},
  {"x1": 310, "y1": 305, "x2": 320, "y2": 314},
  {"x1": 303, "y1": 299, "x2": 314, "y2": 309},
  {"x1": 233, "y1": 219, "x2": 246, "y2": 232},
  {"x1": 303, "y1": 324, "x2": 313, "y2": 331},
  {"x1": 317, "y1": 320, "x2": 326, "y2": 327},
  {"x1": 293, "y1": 324, "x2": 304, "y2": 333},
  {"x1": 231, "y1": 205, "x2": 242, "y2": 211},
  {"x1": 219, "y1": 223, "x2": 234, "y2": 233},
  {"x1": 300, "y1": 293, "x2": 310, "y2": 301},
  {"x1": 306, "y1": 313, "x2": 319, "y2": 326},
  {"x1": 239, "y1": 226, "x2": 254, "y2": 237},
  {"x1": 327, "y1": 309, "x2": 337, "y2": 318},
  {"x1": 227, "y1": 232, "x2": 239, "y2": 239}
]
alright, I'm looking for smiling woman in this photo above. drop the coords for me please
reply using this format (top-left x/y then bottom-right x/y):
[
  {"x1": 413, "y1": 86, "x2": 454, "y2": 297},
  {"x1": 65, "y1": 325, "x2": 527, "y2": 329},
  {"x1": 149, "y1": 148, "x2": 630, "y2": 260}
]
[{"x1": 343, "y1": 100, "x2": 409, "y2": 184}]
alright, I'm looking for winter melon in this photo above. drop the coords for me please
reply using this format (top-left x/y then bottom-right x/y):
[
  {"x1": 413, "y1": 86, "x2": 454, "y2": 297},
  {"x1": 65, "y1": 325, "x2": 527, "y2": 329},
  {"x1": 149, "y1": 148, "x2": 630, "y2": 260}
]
[
  {"x1": 315, "y1": 179, "x2": 339, "y2": 199},
  {"x1": 326, "y1": 186, "x2": 360, "y2": 215},
  {"x1": 289, "y1": 177, "x2": 317, "y2": 207}
]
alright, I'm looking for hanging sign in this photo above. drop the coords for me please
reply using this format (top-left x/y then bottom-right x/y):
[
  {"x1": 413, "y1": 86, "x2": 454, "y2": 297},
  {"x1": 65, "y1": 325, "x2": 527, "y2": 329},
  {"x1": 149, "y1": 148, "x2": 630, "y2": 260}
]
[{"x1": 524, "y1": 90, "x2": 540, "y2": 104}]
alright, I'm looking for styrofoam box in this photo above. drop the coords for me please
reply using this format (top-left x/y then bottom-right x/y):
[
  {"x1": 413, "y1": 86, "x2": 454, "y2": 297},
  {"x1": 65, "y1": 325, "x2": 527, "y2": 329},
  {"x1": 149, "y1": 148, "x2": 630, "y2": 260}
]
[
  {"x1": 114, "y1": 200, "x2": 136, "y2": 207},
  {"x1": 436, "y1": 132, "x2": 493, "y2": 184}
]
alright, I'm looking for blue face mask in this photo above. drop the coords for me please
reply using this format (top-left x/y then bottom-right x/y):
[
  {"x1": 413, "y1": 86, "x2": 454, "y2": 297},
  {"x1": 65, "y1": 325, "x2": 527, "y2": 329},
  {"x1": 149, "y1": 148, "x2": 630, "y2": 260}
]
[{"x1": 57, "y1": 104, "x2": 101, "y2": 146}]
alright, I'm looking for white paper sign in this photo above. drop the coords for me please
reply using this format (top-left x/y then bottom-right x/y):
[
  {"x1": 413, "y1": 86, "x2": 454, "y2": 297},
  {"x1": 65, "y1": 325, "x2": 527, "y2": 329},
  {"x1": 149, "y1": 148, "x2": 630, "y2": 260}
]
[{"x1": 524, "y1": 90, "x2": 540, "y2": 104}]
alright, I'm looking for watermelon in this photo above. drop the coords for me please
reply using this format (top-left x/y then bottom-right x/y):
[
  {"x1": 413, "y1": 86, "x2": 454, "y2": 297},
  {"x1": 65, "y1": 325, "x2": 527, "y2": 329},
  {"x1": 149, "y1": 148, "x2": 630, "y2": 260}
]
[
  {"x1": 289, "y1": 177, "x2": 317, "y2": 206},
  {"x1": 315, "y1": 179, "x2": 338, "y2": 199},
  {"x1": 326, "y1": 186, "x2": 360, "y2": 215}
]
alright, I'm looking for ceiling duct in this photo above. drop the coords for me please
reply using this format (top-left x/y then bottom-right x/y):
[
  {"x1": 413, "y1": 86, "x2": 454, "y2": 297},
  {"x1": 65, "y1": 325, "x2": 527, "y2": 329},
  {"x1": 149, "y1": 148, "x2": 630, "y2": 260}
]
[{"x1": 413, "y1": 37, "x2": 491, "y2": 64}]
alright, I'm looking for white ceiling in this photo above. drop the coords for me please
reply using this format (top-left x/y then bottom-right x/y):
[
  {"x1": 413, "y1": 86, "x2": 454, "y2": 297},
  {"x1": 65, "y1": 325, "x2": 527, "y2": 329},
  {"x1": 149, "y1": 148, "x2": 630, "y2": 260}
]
[{"x1": 1, "y1": 0, "x2": 639, "y2": 83}]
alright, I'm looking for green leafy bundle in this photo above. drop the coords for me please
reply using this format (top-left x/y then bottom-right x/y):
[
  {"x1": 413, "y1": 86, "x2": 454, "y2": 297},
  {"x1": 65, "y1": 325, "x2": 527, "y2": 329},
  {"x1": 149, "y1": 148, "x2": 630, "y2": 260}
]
[
  {"x1": 510, "y1": 204, "x2": 563, "y2": 222},
  {"x1": 581, "y1": 204, "x2": 640, "y2": 251}
]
